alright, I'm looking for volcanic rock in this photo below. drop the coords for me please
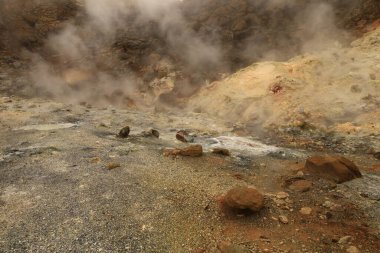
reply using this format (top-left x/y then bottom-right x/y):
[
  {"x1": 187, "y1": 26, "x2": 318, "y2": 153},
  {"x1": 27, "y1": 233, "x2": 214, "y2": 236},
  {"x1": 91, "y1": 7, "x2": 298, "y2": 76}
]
[
  {"x1": 178, "y1": 145, "x2": 203, "y2": 157},
  {"x1": 163, "y1": 145, "x2": 203, "y2": 157},
  {"x1": 224, "y1": 186, "x2": 264, "y2": 212},
  {"x1": 118, "y1": 126, "x2": 130, "y2": 138},
  {"x1": 289, "y1": 180, "x2": 313, "y2": 192},
  {"x1": 176, "y1": 130, "x2": 193, "y2": 143},
  {"x1": 141, "y1": 129, "x2": 160, "y2": 138},
  {"x1": 305, "y1": 156, "x2": 362, "y2": 183},
  {"x1": 212, "y1": 147, "x2": 231, "y2": 156}
]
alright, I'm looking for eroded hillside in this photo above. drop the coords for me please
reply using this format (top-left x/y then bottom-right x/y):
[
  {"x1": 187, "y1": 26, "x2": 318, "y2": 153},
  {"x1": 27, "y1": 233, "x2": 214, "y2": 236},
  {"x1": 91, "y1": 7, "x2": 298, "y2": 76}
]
[
  {"x1": 189, "y1": 25, "x2": 380, "y2": 151},
  {"x1": 1, "y1": 0, "x2": 380, "y2": 107}
]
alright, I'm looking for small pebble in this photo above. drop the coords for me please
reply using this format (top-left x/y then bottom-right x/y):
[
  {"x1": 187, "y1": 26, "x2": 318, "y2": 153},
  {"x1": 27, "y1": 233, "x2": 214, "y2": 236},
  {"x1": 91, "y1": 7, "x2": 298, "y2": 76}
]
[
  {"x1": 107, "y1": 163, "x2": 121, "y2": 170},
  {"x1": 300, "y1": 207, "x2": 312, "y2": 215},
  {"x1": 279, "y1": 215, "x2": 289, "y2": 224}
]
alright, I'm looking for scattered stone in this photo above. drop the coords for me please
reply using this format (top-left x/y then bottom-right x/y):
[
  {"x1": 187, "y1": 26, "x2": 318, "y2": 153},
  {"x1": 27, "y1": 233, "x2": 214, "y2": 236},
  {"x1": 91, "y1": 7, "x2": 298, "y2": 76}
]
[
  {"x1": 107, "y1": 163, "x2": 121, "y2": 170},
  {"x1": 323, "y1": 201, "x2": 334, "y2": 209},
  {"x1": 374, "y1": 152, "x2": 380, "y2": 160},
  {"x1": 118, "y1": 126, "x2": 130, "y2": 138},
  {"x1": 296, "y1": 171, "x2": 304, "y2": 177},
  {"x1": 212, "y1": 148, "x2": 231, "y2": 156},
  {"x1": 273, "y1": 198, "x2": 286, "y2": 207},
  {"x1": 299, "y1": 207, "x2": 312, "y2": 215},
  {"x1": 151, "y1": 129, "x2": 160, "y2": 138},
  {"x1": 163, "y1": 145, "x2": 203, "y2": 157},
  {"x1": 278, "y1": 215, "x2": 289, "y2": 224},
  {"x1": 338, "y1": 236, "x2": 353, "y2": 245},
  {"x1": 346, "y1": 246, "x2": 359, "y2": 253},
  {"x1": 217, "y1": 241, "x2": 251, "y2": 253},
  {"x1": 289, "y1": 180, "x2": 312, "y2": 192},
  {"x1": 224, "y1": 186, "x2": 265, "y2": 212},
  {"x1": 305, "y1": 156, "x2": 362, "y2": 183},
  {"x1": 276, "y1": 192, "x2": 289, "y2": 199},
  {"x1": 141, "y1": 129, "x2": 160, "y2": 138},
  {"x1": 175, "y1": 130, "x2": 194, "y2": 143}
]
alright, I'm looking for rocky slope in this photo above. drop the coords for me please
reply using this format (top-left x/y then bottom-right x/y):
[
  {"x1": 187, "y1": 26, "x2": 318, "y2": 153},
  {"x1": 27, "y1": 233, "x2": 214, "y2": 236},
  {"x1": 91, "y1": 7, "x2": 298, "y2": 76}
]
[{"x1": 188, "y1": 25, "x2": 380, "y2": 152}]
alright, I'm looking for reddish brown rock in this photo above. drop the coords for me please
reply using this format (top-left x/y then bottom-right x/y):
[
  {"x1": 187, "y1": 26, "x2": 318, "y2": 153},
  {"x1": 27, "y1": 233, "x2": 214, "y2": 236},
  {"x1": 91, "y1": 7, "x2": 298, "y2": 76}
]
[
  {"x1": 289, "y1": 180, "x2": 313, "y2": 192},
  {"x1": 107, "y1": 163, "x2": 121, "y2": 170},
  {"x1": 305, "y1": 156, "x2": 362, "y2": 183},
  {"x1": 163, "y1": 145, "x2": 203, "y2": 157},
  {"x1": 179, "y1": 145, "x2": 203, "y2": 157},
  {"x1": 224, "y1": 186, "x2": 264, "y2": 212},
  {"x1": 370, "y1": 164, "x2": 380, "y2": 172},
  {"x1": 176, "y1": 130, "x2": 193, "y2": 143}
]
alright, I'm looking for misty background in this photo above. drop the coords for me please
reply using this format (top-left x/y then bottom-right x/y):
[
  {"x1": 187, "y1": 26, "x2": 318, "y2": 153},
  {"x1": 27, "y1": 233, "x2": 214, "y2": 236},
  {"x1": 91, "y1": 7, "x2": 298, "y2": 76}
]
[{"x1": 0, "y1": 0, "x2": 379, "y2": 108}]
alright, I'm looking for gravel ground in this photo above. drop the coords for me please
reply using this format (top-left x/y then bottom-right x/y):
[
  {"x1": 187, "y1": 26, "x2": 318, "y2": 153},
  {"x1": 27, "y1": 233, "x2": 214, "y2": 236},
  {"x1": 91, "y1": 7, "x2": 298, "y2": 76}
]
[{"x1": 0, "y1": 96, "x2": 379, "y2": 253}]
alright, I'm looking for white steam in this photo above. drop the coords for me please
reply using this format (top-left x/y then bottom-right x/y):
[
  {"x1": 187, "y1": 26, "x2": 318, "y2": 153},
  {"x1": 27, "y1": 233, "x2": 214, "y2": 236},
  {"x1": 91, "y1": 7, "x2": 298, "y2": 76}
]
[{"x1": 23, "y1": 0, "x2": 362, "y2": 108}]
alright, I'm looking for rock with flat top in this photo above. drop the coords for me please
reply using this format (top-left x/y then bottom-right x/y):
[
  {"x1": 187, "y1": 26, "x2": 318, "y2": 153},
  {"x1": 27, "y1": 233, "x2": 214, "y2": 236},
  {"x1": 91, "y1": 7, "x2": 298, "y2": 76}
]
[
  {"x1": 305, "y1": 156, "x2": 362, "y2": 183},
  {"x1": 163, "y1": 145, "x2": 203, "y2": 157}
]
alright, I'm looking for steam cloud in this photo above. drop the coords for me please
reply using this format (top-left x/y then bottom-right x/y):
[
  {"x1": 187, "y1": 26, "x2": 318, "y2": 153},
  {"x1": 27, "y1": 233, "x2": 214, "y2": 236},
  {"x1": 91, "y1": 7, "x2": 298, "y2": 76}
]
[{"x1": 2, "y1": 0, "x2": 363, "y2": 108}]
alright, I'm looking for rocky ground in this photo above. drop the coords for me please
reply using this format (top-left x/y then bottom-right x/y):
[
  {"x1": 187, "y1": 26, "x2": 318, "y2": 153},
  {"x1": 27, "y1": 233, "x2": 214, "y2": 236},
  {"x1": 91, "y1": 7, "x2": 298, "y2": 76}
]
[
  {"x1": 1, "y1": 1, "x2": 380, "y2": 252},
  {"x1": 0, "y1": 95, "x2": 379, "y2": 253}
]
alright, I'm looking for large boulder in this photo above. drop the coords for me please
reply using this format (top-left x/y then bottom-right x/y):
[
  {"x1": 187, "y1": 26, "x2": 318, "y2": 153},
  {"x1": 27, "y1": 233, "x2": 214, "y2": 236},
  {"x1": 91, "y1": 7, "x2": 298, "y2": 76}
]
[
  {"x1": 305, "y1": 156, "x2": 362, "y2": 183},
  {"x1": 224, "y1": 186, "x2": 264, "y2": 212}
]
